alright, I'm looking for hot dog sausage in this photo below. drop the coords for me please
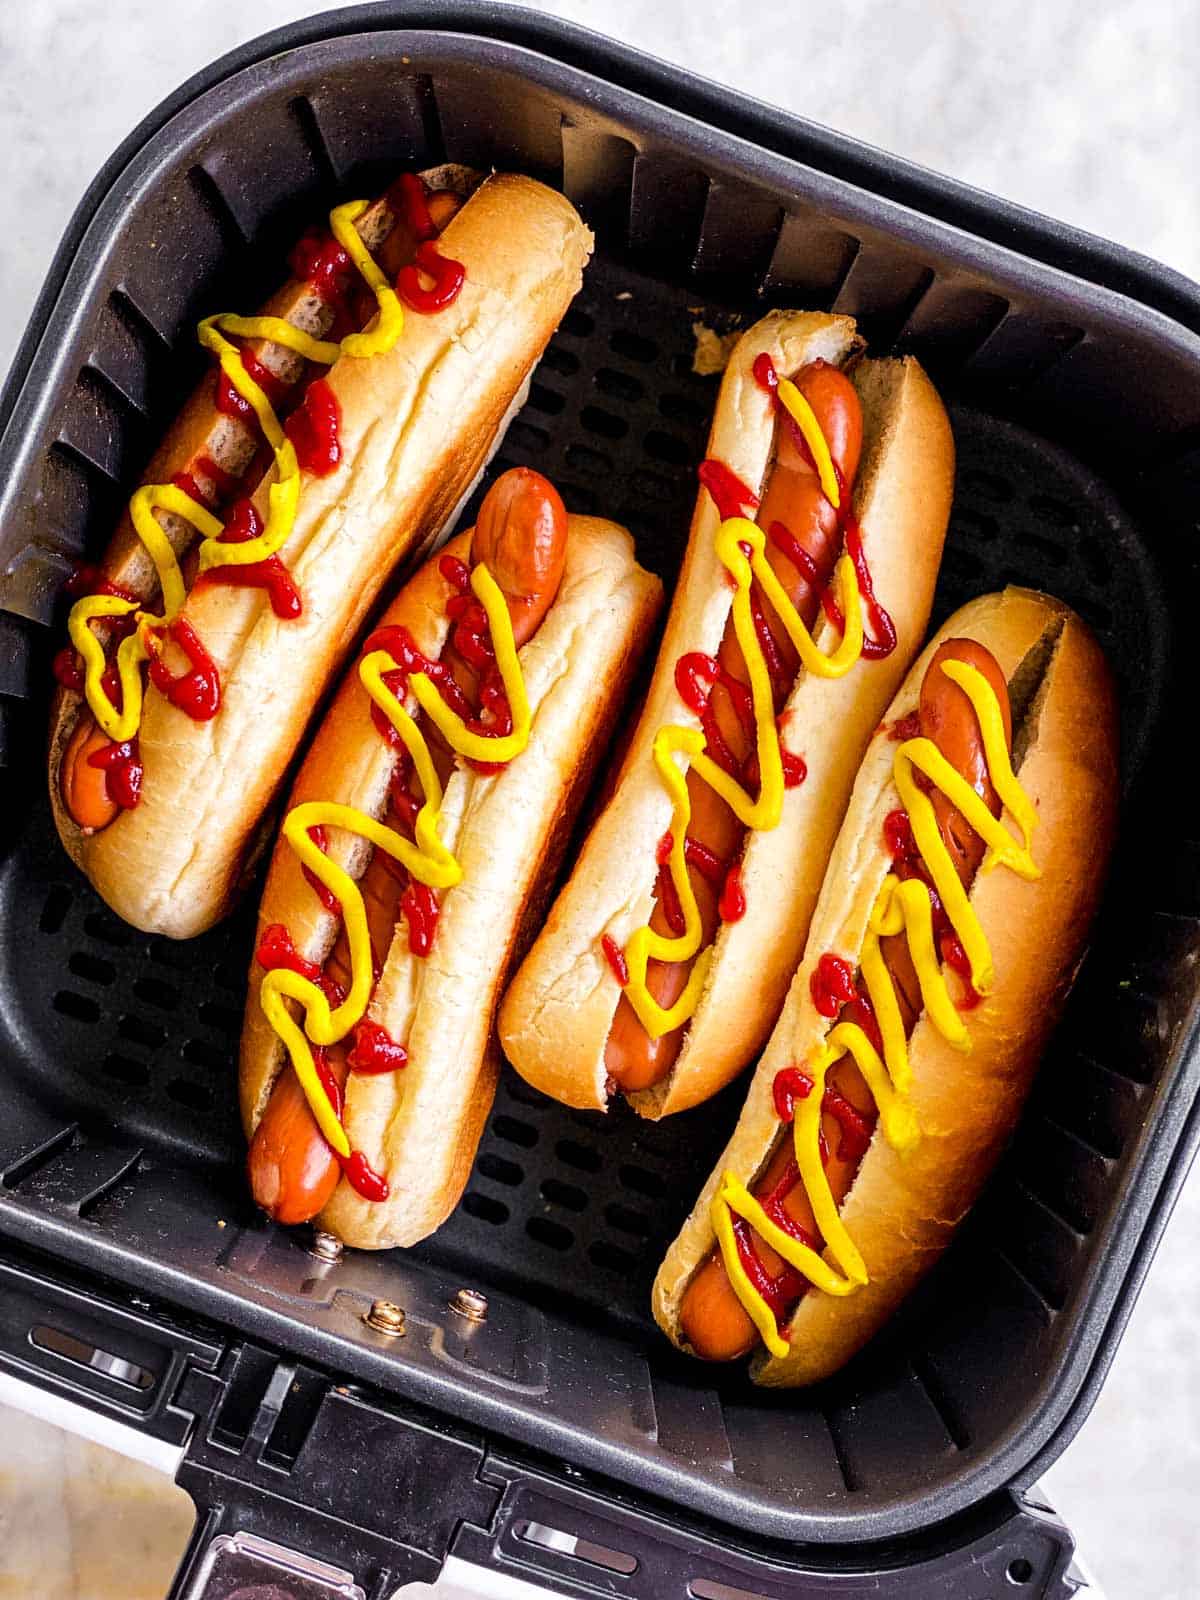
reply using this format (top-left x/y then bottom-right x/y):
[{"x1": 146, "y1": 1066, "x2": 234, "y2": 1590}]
[
  {"x1": 678, "y1": 638, "x2": 1012, "y2": 1360},
  {"x1": 605, "y1": 361, "x2": 864, "y2": 1093},
  {"x1": 58, "y1": 187, "x2": 465, "y2": 833},
  {"x1": 246, "y1": 468, "x2": 568, "y2": 1225}
]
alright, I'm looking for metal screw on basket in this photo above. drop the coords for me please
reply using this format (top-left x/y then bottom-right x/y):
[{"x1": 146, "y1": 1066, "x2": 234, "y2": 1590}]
[
  {"x1": 309, "y1": 1230, "x2": 343, "y2": 1264},
  {"x1": 449, "y1": 1287, "x2": 489, "y2": 1323},
  {"x1": 363, "y1": 1299, "x2": 406, "y2": 1337}
]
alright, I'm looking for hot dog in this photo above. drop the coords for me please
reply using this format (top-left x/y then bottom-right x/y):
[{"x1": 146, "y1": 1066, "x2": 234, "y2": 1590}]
[
  {"x1": 499, "y1": 312, "x2": 954, "y2": 1119},
  {"x1": 653, "y1": 588, "x2": 1118, "y2": 1384},
  {"x1": 48, "y1": 170, "x2": 594, "y2": 938},
  {"x1": 239, "y1": 470, "x2": 662, "y2": 1247},
  {"x1": 677, "y1": 637, "x2": 1010, "y2": 1361},
  {"x1": 603, "y1": 360, "x2": 864, "y2": 1094}
]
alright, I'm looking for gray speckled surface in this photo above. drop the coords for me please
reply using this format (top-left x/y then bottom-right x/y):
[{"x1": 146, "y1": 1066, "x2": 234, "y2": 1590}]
[{"x1": 1, "y1": 3, "x2": 1197, "y2": 1596}]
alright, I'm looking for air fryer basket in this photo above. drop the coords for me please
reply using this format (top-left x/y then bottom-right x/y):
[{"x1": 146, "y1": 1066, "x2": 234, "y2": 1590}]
[{"x1": 2, "y1": 0, "x2": 1200, "y2": 1576}]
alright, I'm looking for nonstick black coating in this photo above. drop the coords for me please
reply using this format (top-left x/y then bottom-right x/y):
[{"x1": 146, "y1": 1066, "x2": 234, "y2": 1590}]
[{"x1": 1, "y1": 6, "x2": 1199, "y2": 1550}]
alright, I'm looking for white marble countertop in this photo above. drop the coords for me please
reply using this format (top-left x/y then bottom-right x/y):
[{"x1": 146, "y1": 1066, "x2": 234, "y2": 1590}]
[{"x1": 1, "y1": 3, "x2": 1197, "y2": 1597}]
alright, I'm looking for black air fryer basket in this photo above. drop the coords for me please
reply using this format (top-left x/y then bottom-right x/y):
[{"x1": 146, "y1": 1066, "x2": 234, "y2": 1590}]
[{"x1": 2, "y1": 7, "x2": 1199, "y2": 1596}]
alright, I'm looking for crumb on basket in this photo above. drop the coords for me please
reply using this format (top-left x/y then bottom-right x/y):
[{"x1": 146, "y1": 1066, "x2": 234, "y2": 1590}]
[{"x1": 691, "y1": 321, "x2": 742, "y2": 376}]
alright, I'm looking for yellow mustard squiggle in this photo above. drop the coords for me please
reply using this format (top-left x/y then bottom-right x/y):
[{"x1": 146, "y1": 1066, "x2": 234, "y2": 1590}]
[
  {"x1": 67, "y1": 198, "x2": 408, "y2": 744},
  {"x1": 712, "y1": 660, "x2": 1039, "y2": 1354},
  {"x1": 259, "y1": 563, "x2": 531, "y2": 1158},
  {"x1": 614, "y1": 473, "x2": 867, "y2": 1040}
]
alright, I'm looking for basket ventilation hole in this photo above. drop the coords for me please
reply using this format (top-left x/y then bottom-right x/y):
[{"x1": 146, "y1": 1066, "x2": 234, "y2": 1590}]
[
  {"x1": 198, "y1": 1000, "x2": 240, "y2": 1036},
  {"x1": 541, "y1": 1177, "x2": 588, "y2": 1212},
  {"x1": 103, "y1": 1053, "x2": 149, "y2": 1087},
  {"x1": 119, "y1": 1015, "x2": 165, "y2": 1050},
  {"x1": 167, "y1": 1077, "x2": 213, "y2": 1111},
  {"x1": 618, "y1": 1163, "x2": 665, "y2": 1198},
  {"x1": 462, "y1": 1191, "x2": 509, "y2": 1225},
  {"x1": 39, "y1": 887, "x2": 73, "y2": 935},
  {"x1": 83, "y1": 911, "x2": 133, "y2": 947},
  {"x1": 528, "y1": 382, "x2": 566, "y2": 417},
  {"x1": 541, "y1": 344, "x2": 580, "y2": 377},
  {"x1": 555, "y1": 1138, "x2": 601, "y2": 1173},
  {"x1": 493, "y1": 1115, "x2": 538, "y2": 1149},
  {"x1": 134, "y1": 976, "x2": 180, "y2": 1011},
  {"x1": 579, "y1": 404, "x2": 627, "y2": 440},
  {"x1": 513, "y1": 1519, "x2": 637, "y2": 1576},
  {"x1": 526, "y1": 1216, "x2": 573, "y2": 1251},
  {"x1": 509, "y1": 419, "x2": 550, "y2": 454},
  {"x1": 564, "y1": 442, "x2": 612, "y2": 477},
  {"x1": 53, "y1": 990, "x2": 99, "y2": 1023},
  {"x1": 182, "y1": 1037, "x2": 226, "y2": 1072},
  {"x1": 595, "y1": 367, "x2": 644, "y2": 403},
  {"x1": 659, "y1": 389, "x2": 709, "y2": 424},
  {"x1": 588, "y1": 1240, "x2": 637, "y2": 1275},
  {"x1": 476, "y1": 1152, "x2": 523, "y2": 1187},
  {"x1": 643, "y1": 429, "x2": 690, "y2": 466},
  {"x1": 605, "y1": 1202, "x2": 651, "y2": 1237},
  {"x1": 610, "y1": 328, "x2": 656, "y2": 363},
  {"x1": 68, "y1": 951, "x2": 115, "y2": 986}
]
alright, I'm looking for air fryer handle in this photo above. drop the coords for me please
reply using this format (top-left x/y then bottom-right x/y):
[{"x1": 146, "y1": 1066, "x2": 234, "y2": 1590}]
[
  {"x1": 0, "y1": 1246, "x2": 220, "y2": 1450},
  {"x1": 452, "y1": 1458, "x2": 1094, "y2": 1599}
]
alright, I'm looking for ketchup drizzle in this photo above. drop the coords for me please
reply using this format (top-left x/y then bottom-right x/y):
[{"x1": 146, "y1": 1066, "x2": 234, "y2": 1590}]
[
  {"x1": 396, "y1": 241, "x2": 466, "y2": 314},
  {"x1": 400, "y1": 882, "x2": 439, "y2": 958},
  {"x1": 939, "y1": 930, "x2": 982, "y2": 1010},
  {"x1": 256, "y1": 923, "x2": 322, "y2": 980},
  {"x1": 439, "y1": 553, "x2": 471, "y2": 592},
  {"x1": 347, "y1": 1019, "x2": 408, "y2": 1074},
  {"x1": 760, "y1": 1158, "x2": 821, "y2": 1249},
  {"x1": 55, "y1": 569, "x2": 141, "y2": 693},
  {"x1": 87, "y1": 738, "x2": 142, "y2": 810},
  {"x1": 173, "y1": 453, "x2": 243, "y2": 508},
  {"x1": 684, "y1": 836, "x2": 726, "y2": 887},
  {"x1": 697, "y1": 458, "x2": 759, "y2": 522},
  {"x1": 810, "y1": 953, "x2": 858, "y2": 1019},
  {"x1": 731, "y1": 1216, "x2": 805, "y2": 1331},
  {"x1": 387, "y1": 173, "x2": 439, "y2": 241},
  {"x1": 284, "y1": 377, "x2": 342, "y2": 476},
  {"x1": 601, "y1": 934, "x2": 629, "y2": 987},
  {"x1": 656, "y1": 833, "x2": 686, "y2": 937},
  {"x1": 288, "y1": 228, "x2": 354, "y2": 307},
  {"x1": 216, "y1": 347, "x2": 291, "y2": 423},
  {"x1": 63, "y1": 564, "x2": 138, "y2": 603},
  {"x1": 146, "y1": 617, "x2": 221, "y2": 721},
  {"x1": 363, "y1": 621, "x2": 515, "y2": 770},
  {"x1": 674, "y1": 652, "x2": 750, "y2": 779},
  {"x1": 52, "y1": 649, "x2": 86, "y2": 692},
  {"x1": 772, "y1": 1066, "x2": 813, "y2": 1123},
  {"x1": 718, "y1": 863, "x2": 747, "y2": 923},
  {"x1": 200, "y1": 498, "x2": 303, "y2": 620},
  {"x1": 302, "y1": 824, "x2": 342, "y2": 918},
  {"x1": 754, "y1": 353, "x2": 896, "y2": 660},
  {"x1": 884, "y1": 808, "x2": 915, "y2": 861},
  {"x1": 889, "y1": 709, "x2": 922, "y2": 743},
  {"x1": 338, "y1": 1149, "x2": 390, "y2": 1203}
]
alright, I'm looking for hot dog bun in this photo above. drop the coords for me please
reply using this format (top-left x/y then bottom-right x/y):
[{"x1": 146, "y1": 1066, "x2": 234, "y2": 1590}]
[
  {"x1": 653, "y1": 588, "x2": 1118, "y2": 1385},
  {"x1": 50, "y1": 172, "x2": 593, "y2": 938},
  {"x1": 240, "y1": 514, "x2": 663, "y2": 1249},
  {"x1": 499, "y1": 313, "x2": 954, "y2": 1117}
]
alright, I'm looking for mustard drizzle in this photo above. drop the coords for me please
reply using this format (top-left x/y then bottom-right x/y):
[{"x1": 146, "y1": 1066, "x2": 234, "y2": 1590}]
[
  {"x1": 613, "y1": 429, "x2": 867, "y2": 1041},
  {"x1": 712, "y1": 659, "x2": 1040, "y2": 1358},
  {"x1": 259, "y1": 561, "x2": 531, "y2": 1160},
  {"x1": 67, "y1": 199, "x2": 408, "y2": 746}
]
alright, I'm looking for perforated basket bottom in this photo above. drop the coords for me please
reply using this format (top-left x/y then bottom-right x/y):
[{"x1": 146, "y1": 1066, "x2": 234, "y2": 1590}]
[{"x1": 0, "y1": 252, "x2": 1159, "y2": 1340}]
